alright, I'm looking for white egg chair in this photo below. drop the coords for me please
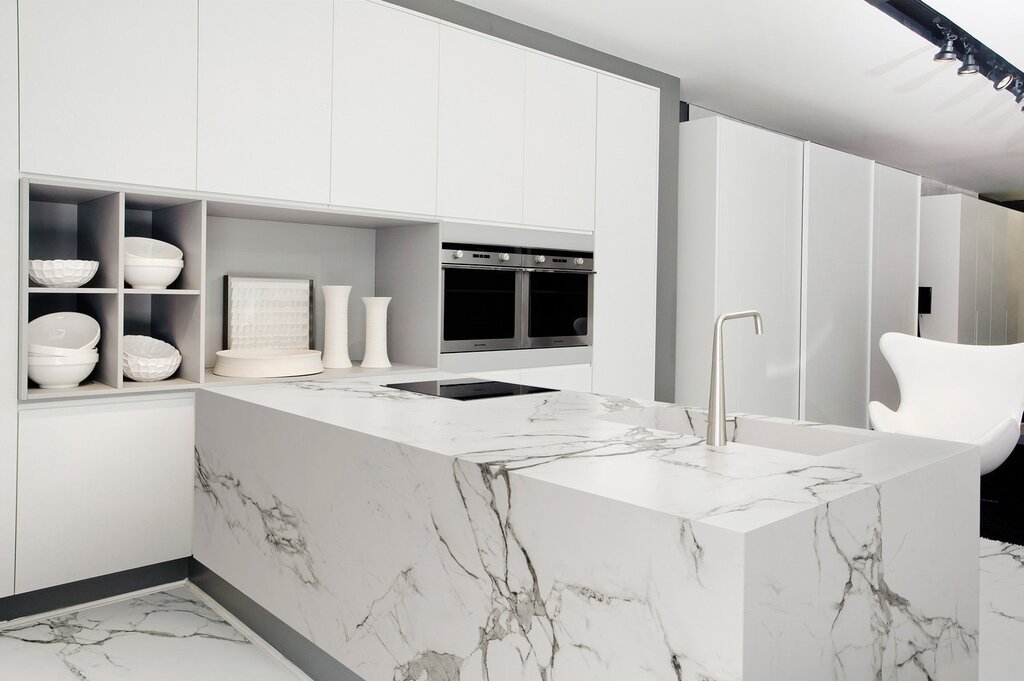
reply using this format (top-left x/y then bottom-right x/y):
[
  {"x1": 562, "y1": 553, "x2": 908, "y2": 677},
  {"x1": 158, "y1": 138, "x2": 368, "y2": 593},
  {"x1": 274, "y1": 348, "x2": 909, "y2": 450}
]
[{"x1": 868, "y1": 332, "x2": 1024, "y2": 475}]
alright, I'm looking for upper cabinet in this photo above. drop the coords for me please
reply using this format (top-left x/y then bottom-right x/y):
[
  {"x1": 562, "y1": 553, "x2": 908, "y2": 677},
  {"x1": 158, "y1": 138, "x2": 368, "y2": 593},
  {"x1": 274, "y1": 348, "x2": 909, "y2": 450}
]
[
  {"x1": 331, "y1": 2, "x2": 439, "y2": 215},
  {"x1": 437, "y1": 27, "x2": 526, "y2": 225},
  {"x1": 592, "y1": 75, "x2": 660, "y2": 400},
  {"x1": 523, "y1": 54, "x2": 597, "y2": 232},
  {"x1": 19, "y1": 0, "x2": 198, "y2": 189},
  {"x1": 197, "y1": 0, "x2": 333, "y2": 204}
]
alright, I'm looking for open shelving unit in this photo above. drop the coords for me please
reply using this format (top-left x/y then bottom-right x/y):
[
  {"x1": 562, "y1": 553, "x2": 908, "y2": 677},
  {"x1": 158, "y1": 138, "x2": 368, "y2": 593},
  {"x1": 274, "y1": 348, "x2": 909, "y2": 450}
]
[
  {"x1": 19, "y1": 179, "x2": 207, "y2": 400},
  {"x1": 19, "y1": 177, "x2": 440, "y2": 402}
]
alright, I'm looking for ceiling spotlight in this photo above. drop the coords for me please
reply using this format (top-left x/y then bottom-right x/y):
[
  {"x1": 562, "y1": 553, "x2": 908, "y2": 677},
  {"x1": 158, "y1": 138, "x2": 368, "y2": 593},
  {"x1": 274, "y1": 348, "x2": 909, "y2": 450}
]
[
  {"x1": 994, "y1": 72, "x2": 1014, "y2": 90},
  {"x1": 934, "y1": 35, "x2": 958, "y2": 61},
  {"x1": 958, "y1": 51, "x2": 980, "y2": 76}
]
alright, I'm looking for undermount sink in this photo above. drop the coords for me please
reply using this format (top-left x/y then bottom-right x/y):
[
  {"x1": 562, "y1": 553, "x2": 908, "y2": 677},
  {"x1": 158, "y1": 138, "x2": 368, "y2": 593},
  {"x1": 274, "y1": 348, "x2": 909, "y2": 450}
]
[{"x1": 600, "y1": 406, "x2": 874, "y2": 456}]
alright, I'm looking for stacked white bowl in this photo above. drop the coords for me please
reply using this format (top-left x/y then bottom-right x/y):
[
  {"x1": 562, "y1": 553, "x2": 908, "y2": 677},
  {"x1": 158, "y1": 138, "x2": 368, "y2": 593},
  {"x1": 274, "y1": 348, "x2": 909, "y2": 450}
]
[
  {"x1": 122, "y1": 335, "x2": 181, "y2": 382},
  {"x1": 124, "y1": 237, "x2": 184, "y2": 290},
  {"x1": 27, "y1": 312, "x2": 101, "y2": 389}
]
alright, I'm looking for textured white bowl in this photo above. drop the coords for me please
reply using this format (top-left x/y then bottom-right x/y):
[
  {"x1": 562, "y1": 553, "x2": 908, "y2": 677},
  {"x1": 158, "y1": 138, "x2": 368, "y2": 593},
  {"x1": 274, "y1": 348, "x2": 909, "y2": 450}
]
[
  {"x1": 213, "y1": 349, "x2": 323, "y2": 378},
  {"x1": 122, "y1": 335, "x2": 181, "y2": 382},
  {"x1": 124, "y1": 237, "x2": 183, "y2": 261},
  {"x1": 28, "y1": 349, "x2": 98, "y2": 364},
  {"x1": 124, "y1": 261, "x2": 183, "y2": 290},
  {"x1": 27, "y1": 312, "x2": 101, "y2": 351},
  {"x1": 27, "y1": 359, "x2": 97, "y2": 389},
  {"x1": 28, "y1": 259, "x2": 99, "y2": 288}
]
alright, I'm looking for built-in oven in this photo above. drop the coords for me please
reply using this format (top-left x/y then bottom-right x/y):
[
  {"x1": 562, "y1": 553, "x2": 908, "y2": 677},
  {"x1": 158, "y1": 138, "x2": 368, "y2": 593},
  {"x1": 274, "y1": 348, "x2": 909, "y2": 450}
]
[
  {"x1": 440, "y1": 243, "x2": 594, "y2": 353},
  {"x1": 522, "y1": 249, "x2": 594, "y2": 349},
  {"x1": 440, "y1": 244, "x2": 523, "y2": 353}
]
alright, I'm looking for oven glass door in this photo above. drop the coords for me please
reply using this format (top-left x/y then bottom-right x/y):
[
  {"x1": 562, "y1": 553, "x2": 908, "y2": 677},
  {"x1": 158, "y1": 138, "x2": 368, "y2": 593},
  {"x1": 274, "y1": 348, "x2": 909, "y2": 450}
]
[
  {"x1": 441, "y1": 266, "x2": 522, "y2": 352},
  {"x1": 525, "y1": 271, "x2": 593, "y2": 348}
]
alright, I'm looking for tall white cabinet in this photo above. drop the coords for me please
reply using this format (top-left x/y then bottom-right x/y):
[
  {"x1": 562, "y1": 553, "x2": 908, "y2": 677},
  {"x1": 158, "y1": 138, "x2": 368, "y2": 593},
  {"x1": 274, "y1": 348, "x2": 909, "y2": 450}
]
[
  {"x1": 920, "y1": 194, "x2": 1024, "y2": 346},
  {"x1": 676, "y1": 117, "x2": 803, "y2": 418},
  {"x1": 592, "y1": 75, "x2": 660, "y2": 399},
  {"x1": 19, "y1": 0, "x2": 198, "y2": 190},
  {"x1": 801, "y1": 144, "x2": 874, "y2": 428},
  {"x1": 197, "y1": 0, "x2": 333, "y2": 203},
  {"x1": 869, "y1": 165, "x2": 921, "y2": 410}
]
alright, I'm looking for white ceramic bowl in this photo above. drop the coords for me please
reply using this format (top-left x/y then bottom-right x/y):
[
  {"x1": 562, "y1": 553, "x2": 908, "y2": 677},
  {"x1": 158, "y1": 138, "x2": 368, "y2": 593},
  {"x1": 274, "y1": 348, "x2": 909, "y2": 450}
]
[
  {"x1": 122, "y1": 335, "x2": 181, "y2": 382},
  {"x1": 124, "y1": 237, "x2": 184, "y2": 261},
  {"x1": 27, "y1": 312, "x2": 101, "y2": 351},
  {"x1": 28, "y1": 259, "x2": 99, "y2": 288},
  {"x1": 124, "y1": 255, "x2": 184, "y2": 267},
  {"x1": 27, "y1": 358, "x2": 97, "y2": 389},
  {"x1": 213, "y1": 349, "x2": 323, "y2": 378},
  {"x1": 124, "y1": 261, "x2": 184, "y2": 290},
  {"x1": 28, "y1": 349, "x2": 98, "y2": 364}
]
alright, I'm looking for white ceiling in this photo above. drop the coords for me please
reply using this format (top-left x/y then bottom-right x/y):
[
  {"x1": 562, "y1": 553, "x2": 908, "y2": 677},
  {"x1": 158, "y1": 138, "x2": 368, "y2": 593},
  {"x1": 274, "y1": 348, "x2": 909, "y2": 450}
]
[{"x1": 460, "y1": 0, "x2": 1024, "y2": 199}]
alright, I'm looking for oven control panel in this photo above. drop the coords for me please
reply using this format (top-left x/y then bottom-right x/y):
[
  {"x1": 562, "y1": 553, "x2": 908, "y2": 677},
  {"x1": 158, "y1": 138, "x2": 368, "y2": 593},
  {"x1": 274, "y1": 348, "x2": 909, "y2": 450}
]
[
  {"x1": 441, "y1": 243, "x2": 522, "y2": 267},
  {"x1": 525, "y1": 249, "x2": 594, "y2": 272}
]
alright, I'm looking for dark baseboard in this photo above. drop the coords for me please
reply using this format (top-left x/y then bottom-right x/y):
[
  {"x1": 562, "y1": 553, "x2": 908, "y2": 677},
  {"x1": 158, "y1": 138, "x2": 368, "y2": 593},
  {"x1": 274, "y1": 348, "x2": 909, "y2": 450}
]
[
  {"x1": 189, "y1": 558, "x2": 363, "y2": 681},
  {"x1": 0, "y1": 557, "x2": 188, "y2": 622}
]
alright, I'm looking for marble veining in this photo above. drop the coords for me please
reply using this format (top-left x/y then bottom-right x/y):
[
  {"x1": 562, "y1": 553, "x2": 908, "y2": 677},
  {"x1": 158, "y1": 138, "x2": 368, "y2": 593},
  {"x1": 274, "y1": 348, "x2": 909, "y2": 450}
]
[
  {"x1": 193, "y1": 371, "x2": 981, "y2": 680},
  {"x1": 0, "y1": 587, "x2": 303, "y2": 680}
]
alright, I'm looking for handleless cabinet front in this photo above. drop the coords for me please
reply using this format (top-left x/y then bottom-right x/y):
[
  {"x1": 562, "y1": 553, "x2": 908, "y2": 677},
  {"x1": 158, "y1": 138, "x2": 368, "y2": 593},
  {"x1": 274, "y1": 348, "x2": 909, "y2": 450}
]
[
  {"x1": 19, "y1": 0, "x2": 198, "y2": 189},
  {"x1": 15, "y1": 398, "x2": 194, "y2": 594},
  {"x1": 332, "y1": 1, "x2": 439, "y2": 215},
  {"x1": 198, "y1": 0, "x2": 333, "y2": 203},
  {"x1": 437, "y1": 27, "x2": 526, "y2": 225}
]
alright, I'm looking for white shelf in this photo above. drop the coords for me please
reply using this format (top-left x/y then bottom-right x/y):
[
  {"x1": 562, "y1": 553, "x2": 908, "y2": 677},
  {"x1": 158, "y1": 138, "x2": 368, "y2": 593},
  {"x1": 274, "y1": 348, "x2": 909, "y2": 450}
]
[
  {"x1": 123, "y1": 289, "x2": 200, "y2": 296},
  {"x1": 120, "y1": 377, "x2": 199, "y2": 392},
  {"x1": 28, "y1": 287, "x2": 118, "y2": 294},
  {"x1": 202, "y1": 363, "x2": 433, "y2": 388}
]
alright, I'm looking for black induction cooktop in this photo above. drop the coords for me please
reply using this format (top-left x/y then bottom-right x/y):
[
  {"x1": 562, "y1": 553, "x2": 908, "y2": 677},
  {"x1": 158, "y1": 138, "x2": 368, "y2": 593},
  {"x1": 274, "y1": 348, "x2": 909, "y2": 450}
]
[{"x1": 386, "y1": 378, "x2": 556, "y2": 401}]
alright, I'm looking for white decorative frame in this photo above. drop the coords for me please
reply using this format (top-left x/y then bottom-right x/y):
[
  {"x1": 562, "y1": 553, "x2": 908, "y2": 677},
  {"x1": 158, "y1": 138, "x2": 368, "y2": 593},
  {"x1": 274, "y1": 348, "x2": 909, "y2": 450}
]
[{"x1": 224, "y1": 276, "x2": 313, "y2": 351}]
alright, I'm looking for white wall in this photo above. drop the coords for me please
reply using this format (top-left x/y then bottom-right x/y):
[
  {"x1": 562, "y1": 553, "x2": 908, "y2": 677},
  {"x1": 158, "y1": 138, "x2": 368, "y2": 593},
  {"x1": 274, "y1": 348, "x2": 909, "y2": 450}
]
[
  {"x1": 869, "y1": 164, "x2": 920, "y2": 410},
  {"x1": 919, "y1": 195, "x2": 963, "y2": 342},
  {"x1": 0, "y1": 0, "x2": 18, "y2": 597}
]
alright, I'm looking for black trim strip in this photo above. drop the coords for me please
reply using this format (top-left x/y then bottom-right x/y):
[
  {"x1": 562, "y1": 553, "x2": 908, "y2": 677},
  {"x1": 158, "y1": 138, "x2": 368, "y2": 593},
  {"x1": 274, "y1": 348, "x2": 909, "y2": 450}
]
[
  {"x1": 0, "y1": 557, "x2": 188, "y2": 622},
  {"x1": 189, "y1": 558, "x2": 363, "y2": 681}
]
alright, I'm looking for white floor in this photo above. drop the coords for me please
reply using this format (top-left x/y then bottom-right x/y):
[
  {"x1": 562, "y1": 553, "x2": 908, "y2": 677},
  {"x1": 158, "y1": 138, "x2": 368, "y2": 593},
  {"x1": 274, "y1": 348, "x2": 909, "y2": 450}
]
[
  {"x1": 0, "y1": 542, "x2": 1021, "y2": 680},
  {"x1": 0, "y1": 585, "x2": 308, "y2": 680}
]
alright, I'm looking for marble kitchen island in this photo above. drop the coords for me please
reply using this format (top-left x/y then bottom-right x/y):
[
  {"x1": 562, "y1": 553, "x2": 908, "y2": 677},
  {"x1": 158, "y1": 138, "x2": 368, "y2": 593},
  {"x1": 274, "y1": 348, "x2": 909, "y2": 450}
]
[{"x1": 193, "y1": 371, "x2": 980, "y2": 681}]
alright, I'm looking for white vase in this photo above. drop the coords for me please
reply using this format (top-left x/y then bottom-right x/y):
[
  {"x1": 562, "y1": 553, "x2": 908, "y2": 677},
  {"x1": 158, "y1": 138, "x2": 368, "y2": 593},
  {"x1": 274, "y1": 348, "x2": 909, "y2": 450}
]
[
  {"x1": 322, "y1": 285, "x2": 352, "y2": 368},
  {"x1": 361, "y1": 296, "x2": 392, "y2": 368}
]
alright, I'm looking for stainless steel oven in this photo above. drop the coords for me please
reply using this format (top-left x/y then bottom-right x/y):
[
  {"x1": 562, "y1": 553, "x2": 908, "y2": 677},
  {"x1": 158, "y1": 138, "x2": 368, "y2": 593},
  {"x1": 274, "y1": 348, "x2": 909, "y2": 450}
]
[{"x1": 440, "y1": 243, "x2": 594, "y2": 353}]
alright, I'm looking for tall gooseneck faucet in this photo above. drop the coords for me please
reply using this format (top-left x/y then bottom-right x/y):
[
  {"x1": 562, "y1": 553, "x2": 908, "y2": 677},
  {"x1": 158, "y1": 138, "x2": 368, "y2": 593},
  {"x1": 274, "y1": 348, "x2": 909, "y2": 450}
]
[{"x1": 707, "y1": 310, "x2": 764, "y2": 448}]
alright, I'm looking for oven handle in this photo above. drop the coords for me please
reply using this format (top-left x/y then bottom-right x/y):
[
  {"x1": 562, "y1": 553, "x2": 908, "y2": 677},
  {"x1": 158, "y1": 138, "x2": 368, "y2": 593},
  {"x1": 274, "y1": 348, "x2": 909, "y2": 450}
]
[
  {"x1": 523, "y1": 268, "x2": 596, "y2": 274},
  {"x1": 441, "y1": 264, "x2": 525, "y2": 272}
]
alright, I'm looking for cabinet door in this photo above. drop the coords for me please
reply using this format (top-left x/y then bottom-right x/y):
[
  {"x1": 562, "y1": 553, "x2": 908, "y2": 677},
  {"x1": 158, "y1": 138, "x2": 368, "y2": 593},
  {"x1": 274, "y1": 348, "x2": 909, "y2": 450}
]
[
  {"x1": 801, "y1": 144, "x2": 873, "y2": 428},
  {"x1": 523, "y1": 53, "x2": 597, "y2": 231},
  {"x1": 198, "y1": 0, "x2": 333, "y2": 203},
  {"x1": 975, "y1": 204, "x2": 995, "y2": 345},
  {"x1": 437, "y1": 27, "x2": 525, "y2": 224},
  {"x1": 16, "y1": 398, "x2": 194, "y2": 593},
  {"x1": 19, "y1": 0, "x2": 198, "y2": 189},
  {"x1": 519, "y1": 364, "x2": 593, "y2": 392},
  {"x1": 332, "y1": 1, "x2": 439, "y2": 215},
  {"x1": 991, "y1": 204, "x2": 1009, "y2": 345},
  {"x1": 592, "y1": 75, "x2": 660, "y2": 400}
]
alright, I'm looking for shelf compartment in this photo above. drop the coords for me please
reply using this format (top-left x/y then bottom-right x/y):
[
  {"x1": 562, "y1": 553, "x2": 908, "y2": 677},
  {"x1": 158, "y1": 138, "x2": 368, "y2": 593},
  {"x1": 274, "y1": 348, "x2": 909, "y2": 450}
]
[
  {"x1": 123, "y1": 293, "x2": 203, "y2": 385},
  {"x1": 25, "y1": 182, "x2": 121, "y2": 290},
  {"x1": 124, "y1": 194, "x2": 205, "y2": 292},
  {"x1": 23, "y1": 293, "x2": 120, "y2": 398}
]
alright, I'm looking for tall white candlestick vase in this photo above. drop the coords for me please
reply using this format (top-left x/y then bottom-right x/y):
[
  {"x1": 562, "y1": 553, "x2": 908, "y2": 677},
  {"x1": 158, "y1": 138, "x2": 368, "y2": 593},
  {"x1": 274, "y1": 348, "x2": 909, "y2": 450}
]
[
  {"x1": 321, "y1": 285, "x2": 352, "y2": 368},
  {"x1": 361, "y1": 296, "x2": 392, "y2": 368}
]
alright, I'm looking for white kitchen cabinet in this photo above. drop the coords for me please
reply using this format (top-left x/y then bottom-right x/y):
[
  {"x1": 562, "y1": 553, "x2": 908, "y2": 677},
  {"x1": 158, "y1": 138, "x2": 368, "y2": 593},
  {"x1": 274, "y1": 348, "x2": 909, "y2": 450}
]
[
  {"x1": 16, "y1": 397, "x2": 194, "y2": 593},
  {"x1": 470, "y1": 364, "x2": 592, "y2": 392},
  {"x1": 437, "y1": 26, "x2": 526, "y2": 224},
  {"x1": 869, "y1": 164, "x2": 921, "y2": 410},
  {"x1": 19, "y1": 0, "x2": 198, "y2": 189},
  {"x1": 920, "y1": 194, "x2": 1024, "y2": 346},
  {"x1": 592, "y1": 75, "x2": 660, "y2": 400},
  {"x1": 198, "y1": 0, "x2": 333, "y2": 203},
  {"x1": 801, "y1": 143, "x2": 874, "y2": 428},
  {"x1": 676, "y1": 117, "x2": 803, "y2": 418},
  {"x1": 332, "y1": 1, "x2": 439, "y2": 215},
  {"x1": 523, "y1": 53, "x2": 597, "y2": 231}
]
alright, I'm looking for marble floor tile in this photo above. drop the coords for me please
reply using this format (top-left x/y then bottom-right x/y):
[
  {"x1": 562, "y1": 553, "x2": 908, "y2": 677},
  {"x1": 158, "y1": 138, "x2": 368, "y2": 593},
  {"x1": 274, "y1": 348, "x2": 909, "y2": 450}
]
[
  {"x1": 0, "y1": 586, "x2": 305, "y2": 681},
  {"x1": 982, "y1": 538, "x2": 1024, "y2": 681}
]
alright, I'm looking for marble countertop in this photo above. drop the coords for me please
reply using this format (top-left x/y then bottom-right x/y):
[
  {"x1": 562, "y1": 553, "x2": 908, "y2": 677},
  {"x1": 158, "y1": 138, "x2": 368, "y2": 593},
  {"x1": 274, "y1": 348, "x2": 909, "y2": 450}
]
[{"x1": 201, "y1": 370, "x2": 975, "y2": 534}]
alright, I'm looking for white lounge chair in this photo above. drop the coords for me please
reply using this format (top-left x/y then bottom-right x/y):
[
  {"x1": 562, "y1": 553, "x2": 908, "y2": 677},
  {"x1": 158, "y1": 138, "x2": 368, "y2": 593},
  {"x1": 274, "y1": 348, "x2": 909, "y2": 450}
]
[{"x1": 869, "y1": 332, "x2": 1024, "y2": 475}]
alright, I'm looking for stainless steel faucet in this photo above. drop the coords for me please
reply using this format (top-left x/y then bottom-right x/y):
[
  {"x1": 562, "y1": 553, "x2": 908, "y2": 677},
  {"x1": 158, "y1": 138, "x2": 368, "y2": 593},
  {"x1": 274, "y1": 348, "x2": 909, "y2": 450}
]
[{"x1": 706, "y1": 310, "x2": 764, "y2": 448}]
